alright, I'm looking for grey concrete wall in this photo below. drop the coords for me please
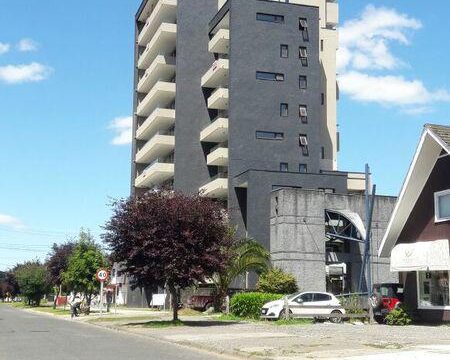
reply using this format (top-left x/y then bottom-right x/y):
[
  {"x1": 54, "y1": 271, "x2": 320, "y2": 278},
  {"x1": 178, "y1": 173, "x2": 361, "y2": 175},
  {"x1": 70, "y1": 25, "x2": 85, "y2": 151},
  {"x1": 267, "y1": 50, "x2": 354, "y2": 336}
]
[
  {"x1": 270, "y1": 188, "x2": 398, "y2": 292},
  {"x1": 228, "y1": 0, "x2": 325, "y2": 177},
  {"x1": 227, "y1": 0, "x2": 339, "y2": 254},
  {"x1": 173, "y1": 0, "x2": 218, "y2": 194}
]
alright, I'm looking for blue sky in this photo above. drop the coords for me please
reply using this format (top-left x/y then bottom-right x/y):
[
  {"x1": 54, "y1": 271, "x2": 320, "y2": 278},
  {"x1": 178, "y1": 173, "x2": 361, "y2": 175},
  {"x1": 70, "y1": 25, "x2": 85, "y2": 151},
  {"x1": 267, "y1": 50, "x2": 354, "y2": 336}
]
[{"x1": 0, "y1": 0, "x2": 449, "y2": 270}]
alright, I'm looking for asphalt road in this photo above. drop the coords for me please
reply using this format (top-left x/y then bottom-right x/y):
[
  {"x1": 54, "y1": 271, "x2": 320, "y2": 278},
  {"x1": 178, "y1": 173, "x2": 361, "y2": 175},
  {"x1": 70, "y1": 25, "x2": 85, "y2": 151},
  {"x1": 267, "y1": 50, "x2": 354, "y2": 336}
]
[{"x1": 0, "y1": 306, "x2": 227, "y2": 360}]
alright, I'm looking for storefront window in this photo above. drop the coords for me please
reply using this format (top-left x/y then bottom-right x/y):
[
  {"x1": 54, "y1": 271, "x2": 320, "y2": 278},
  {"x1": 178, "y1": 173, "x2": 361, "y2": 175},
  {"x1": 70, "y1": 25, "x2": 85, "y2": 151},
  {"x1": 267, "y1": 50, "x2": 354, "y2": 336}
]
[{"x1": 418, "y1": 271, "x2": 450, "y2": 308}]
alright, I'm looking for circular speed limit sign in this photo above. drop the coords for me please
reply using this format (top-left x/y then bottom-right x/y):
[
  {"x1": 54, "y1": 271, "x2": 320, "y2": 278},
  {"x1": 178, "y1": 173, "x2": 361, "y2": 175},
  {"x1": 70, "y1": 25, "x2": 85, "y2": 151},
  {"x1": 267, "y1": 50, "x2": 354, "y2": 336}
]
[{"x1": 96, "y1": 269, "x2": 109, "y2": 282}]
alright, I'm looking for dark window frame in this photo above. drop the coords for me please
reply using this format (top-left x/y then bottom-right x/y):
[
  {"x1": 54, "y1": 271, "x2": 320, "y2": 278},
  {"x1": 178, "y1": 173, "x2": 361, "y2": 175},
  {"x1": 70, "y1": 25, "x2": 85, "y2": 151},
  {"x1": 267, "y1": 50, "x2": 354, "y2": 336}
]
[
  {"x1": 280, "y1": 162, "x2": 289, "y2": 172},
  {"x1": 299, "y1": 163, "x2": 308, "y2": 173},
  {"x1": 280, "y1": 44, "x2": 289, "y2": 58},
  {"x1": 299, "y1": 134, "x2": 309, "y2": 156},
  {"x1": 256, "y1": 71, "x2": 285, "y2": 81},
  {"x1": 299, "y1": 46, "x2": 308, "y2": 66},
  {"x1": 256, "y1": 131, "x2": 284, "y2": 140},
  {"x1": 280, "y1": 103, "x2": 289, "y2": 117},
  {"x1": 299, "y1": 75, "x2": 307, "y2": 89},
  {"x1": 257, "y1": 12, "x2": 285, "y2": 24},
  {"x1": 299, "y1": 105, "x2": 307, "y2": 123}
]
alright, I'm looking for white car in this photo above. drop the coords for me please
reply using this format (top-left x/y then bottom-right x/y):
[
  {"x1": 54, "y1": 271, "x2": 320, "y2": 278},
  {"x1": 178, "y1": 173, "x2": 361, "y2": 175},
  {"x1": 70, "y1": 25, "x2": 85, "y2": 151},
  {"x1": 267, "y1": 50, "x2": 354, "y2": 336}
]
[{"x1": 260, "y1": 291, "x2": 345, "y2": 322}]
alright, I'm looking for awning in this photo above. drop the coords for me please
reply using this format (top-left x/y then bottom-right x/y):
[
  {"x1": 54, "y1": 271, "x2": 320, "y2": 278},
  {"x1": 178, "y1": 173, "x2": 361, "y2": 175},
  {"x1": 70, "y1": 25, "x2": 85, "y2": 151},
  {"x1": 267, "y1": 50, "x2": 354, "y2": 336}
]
[
  {"x1": 327, "y1": 209, "x2": 366, "y2": 240},
  {"x1": 390, "y1": 239, "x2": 450, "y2": 272}
]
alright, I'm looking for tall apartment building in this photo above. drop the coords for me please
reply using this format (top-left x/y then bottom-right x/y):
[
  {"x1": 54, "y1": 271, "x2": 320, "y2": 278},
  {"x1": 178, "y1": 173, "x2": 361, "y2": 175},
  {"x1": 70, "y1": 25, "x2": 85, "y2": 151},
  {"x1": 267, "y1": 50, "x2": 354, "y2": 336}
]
[{"x1": 131, "y1": 0, "x2": 365, "y2": 251}]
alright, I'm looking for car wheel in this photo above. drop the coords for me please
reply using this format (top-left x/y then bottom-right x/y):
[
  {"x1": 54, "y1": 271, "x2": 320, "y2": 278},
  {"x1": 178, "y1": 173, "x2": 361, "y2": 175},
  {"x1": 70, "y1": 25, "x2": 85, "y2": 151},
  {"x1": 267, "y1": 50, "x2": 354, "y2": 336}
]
[
  {"x1": 374, "y1": 315, "x2": 385, "y2": 324},
  {"x1": 278, "y1": 309, "x2": 293, "y2": 320},
  {"x1": 329, "y1": 310, "x2": 343, "y2": 324}
]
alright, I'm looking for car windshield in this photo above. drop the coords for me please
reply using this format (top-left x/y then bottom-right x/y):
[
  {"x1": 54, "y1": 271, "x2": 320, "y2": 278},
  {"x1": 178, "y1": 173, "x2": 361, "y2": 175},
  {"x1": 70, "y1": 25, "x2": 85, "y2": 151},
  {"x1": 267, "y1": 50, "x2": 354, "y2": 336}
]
[{"x1": 286, "y1": 292, "x2": 302, "y2": 300}]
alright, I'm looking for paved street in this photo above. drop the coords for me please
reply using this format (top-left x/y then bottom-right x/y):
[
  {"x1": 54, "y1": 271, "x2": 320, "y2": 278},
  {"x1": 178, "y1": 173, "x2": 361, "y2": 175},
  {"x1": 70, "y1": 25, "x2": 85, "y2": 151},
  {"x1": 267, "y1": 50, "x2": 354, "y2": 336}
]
[{"x1": 0, "y1": 306, "x2": 229, "y2": 360}]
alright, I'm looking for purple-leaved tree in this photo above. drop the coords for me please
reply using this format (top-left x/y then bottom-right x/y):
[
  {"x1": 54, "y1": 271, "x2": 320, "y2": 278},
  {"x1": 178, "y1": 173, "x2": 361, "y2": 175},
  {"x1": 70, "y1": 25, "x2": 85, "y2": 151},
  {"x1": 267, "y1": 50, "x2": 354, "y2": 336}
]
[{"x1": 102, "y1": 191, "x2": 234, "y2": 321}]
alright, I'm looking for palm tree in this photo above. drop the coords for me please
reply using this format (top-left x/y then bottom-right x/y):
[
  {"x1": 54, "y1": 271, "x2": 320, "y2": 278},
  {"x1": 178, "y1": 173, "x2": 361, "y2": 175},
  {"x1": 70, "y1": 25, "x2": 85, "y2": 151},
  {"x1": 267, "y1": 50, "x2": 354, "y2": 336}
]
[{"x1": 213, "y1": 238, "x2": 270, "y2": 311}]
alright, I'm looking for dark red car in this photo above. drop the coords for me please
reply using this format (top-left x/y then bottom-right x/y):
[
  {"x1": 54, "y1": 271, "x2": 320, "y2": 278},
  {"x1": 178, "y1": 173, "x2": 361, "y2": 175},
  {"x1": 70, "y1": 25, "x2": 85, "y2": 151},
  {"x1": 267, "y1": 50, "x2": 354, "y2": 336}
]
[
  {"x1": 187, "y1": 295, "x2": 214, "y2": 311},
  {"x1": 370, "y1": 283, "x2": 404, "y2": 324}
]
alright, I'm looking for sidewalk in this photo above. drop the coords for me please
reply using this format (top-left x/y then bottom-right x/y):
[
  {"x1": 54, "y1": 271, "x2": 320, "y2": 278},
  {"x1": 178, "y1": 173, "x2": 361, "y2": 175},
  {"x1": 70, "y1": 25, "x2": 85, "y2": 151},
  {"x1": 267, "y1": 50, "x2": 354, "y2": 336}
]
[{"x1": 88, "y1": 315, "x2": 450, "y2": 359}]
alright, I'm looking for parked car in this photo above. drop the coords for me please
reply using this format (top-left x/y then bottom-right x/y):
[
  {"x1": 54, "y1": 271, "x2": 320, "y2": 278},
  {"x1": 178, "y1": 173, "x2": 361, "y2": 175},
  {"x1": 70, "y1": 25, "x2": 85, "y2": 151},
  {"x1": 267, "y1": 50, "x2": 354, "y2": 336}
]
[
  {"x1": 261, "y1": 291, "x2": 345, "y2": 323},
  {"x1": 187, "y1": 295, "x2": 214, "y2": 311},
  {"x1": 370, "y1": 283, "x2": 404, "y2": 324}
]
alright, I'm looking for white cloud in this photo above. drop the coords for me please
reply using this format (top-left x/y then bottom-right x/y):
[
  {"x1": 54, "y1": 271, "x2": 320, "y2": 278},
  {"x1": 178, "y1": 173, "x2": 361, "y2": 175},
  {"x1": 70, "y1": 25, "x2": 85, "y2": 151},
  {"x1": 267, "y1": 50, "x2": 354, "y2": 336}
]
[
  {"x1": 0, "y1": 62, "x2": 53, "y2": 84},
  {"x1": 109, "y1": 116, "x2": 132, "y2": 145},
  {"x1": 0, "y1": 214, "x2": 24, "y2": 230},
  {"x1": 0, "y1": 42, "x2": 10, "y2": 55},
  {"x1": 338, "y1": 5, "x2": 422, "y2": 72},
  {"x1": 17, "y1": 38, "x2": 39, "y2": 52},
  {"x1": 339, "y1": 72, "x2": 450, "y2": 106},
  {"x1": 337, "y1": 5, "x2": 450, "y2": 113}
]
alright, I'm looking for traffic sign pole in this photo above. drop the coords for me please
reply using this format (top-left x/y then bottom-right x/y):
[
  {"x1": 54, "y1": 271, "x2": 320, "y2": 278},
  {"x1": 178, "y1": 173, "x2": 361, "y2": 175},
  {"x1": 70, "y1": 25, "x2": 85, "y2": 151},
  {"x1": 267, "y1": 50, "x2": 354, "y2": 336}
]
[
  {"x1": 96, "y1": 269, "x2": 109, "y2": 317},
  {"x1": 100, "y1": 281, "x2": 103, "y2": 316}
]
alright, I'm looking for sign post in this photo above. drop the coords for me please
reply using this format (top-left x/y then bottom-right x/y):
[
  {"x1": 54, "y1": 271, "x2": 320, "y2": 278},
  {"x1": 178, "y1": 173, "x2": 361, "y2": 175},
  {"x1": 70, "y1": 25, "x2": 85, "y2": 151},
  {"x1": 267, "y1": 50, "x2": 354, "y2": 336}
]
[{"x1": 96, "y1": 269, "x2": 109, "y2": 316}]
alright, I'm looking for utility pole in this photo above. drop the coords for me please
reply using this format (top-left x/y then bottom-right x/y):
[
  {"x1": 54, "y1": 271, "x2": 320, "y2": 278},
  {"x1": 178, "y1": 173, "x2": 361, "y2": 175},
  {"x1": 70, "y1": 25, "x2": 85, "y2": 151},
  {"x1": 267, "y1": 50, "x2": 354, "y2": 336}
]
[{"x1": 358, "y1": 164, "x2": 376, "y2": 295}]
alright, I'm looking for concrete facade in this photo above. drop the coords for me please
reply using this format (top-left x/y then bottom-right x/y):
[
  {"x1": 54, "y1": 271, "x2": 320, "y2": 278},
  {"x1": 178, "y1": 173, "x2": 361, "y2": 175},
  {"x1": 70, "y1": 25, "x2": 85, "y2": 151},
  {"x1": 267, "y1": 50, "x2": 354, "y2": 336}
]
[{"x1": 270, "y1": 188, "x2": 398, "y2": 293}]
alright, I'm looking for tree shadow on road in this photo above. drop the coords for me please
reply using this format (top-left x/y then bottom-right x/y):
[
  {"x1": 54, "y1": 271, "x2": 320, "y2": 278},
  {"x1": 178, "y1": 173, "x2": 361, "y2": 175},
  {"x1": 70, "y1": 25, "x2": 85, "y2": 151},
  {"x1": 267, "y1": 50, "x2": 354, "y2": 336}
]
[{"x1": 123, "y1": 319, "x2": 241, "y2": 328}]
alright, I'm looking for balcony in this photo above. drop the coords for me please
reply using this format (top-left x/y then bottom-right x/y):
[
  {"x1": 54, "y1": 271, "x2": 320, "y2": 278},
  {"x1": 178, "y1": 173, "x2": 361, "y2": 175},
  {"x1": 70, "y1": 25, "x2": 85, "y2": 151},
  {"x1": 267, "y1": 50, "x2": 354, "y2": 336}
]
[
  {"x1": 138, "y1": 23, "x2": 177, "y2": 70},
  {"x1": 136, "y1": 81, "x2": 176, "y2": 117},
  {"x1": 201, "y1": 59, "x2": 229, "y2": 88},
  {"x1": 208, "y1": 29, "x2": 229, "y2": 54},
  {"x1": 138, "y1": 0, "x2": 177, "y2": 46},
  {"x1": 347, "y1": 172, "x2": 366, "y2": 193},
  {"x1": 200, "y1": 174, "x2": 228, "y2": 199},
  {"x1": 207, "y1": 146, "x2": 228, "y2": 167},
  {"x1": 137, "y1": 55, "x2": 176, "y2": 93},
  {"x1": 200, "y1": 117, "x2": 228, "y2": 143},
  {"x1": 326, "y1": 1, "x2": 339, "y2": 27},
  {"x1": 207, "y1": 88, "x2": 229, "y2": 110},
  {"x1": 136, "y1": 108, "x2": 175, "y2": 141},
  {"x1": 135, "y1": 133, "x2": 175, "y2": 164},
  {"x1": 135, "y1": 161, "x2": 175, "y2": 189}
]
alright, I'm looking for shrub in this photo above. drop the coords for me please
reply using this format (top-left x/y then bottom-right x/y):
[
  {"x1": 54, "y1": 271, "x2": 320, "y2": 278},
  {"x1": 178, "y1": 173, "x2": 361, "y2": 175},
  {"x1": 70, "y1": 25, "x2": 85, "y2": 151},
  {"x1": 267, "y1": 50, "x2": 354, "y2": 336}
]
[
  {"x1": 256, "y1": 268, "x2": 298, "y2": 294},
  {"x1": 385, "y1": 305, "x2": 412, "y2": 326},
  {"x1": 230, "y1": 292, "x2": 283, "y2": 319},
  {"x1": 340, "y1": 295, "x2": 366, "y2": 315}
]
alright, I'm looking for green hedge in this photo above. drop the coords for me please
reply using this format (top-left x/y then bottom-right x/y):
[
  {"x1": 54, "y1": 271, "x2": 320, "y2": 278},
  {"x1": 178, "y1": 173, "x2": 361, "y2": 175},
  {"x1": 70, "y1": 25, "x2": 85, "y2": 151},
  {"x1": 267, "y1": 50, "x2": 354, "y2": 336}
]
[
  {"x1": 385, "y1": 305, "x2": 412, "y2": 326},
  {"x1": 230, "y1": 292, "x2": 283, "y2": 319}
]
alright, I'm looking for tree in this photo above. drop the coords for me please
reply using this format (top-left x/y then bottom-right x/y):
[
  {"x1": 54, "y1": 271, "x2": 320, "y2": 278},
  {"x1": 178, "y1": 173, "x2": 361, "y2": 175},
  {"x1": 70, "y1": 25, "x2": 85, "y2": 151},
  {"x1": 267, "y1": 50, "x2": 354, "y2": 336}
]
[
  {"x1": 256, "y1": 267, "x2": 298, "y2": 294},
  {"x1": 103, "y1": 191, "x2": 234, "y2": 322},
  {"x1": 213, "y1": 238, "x2": 270, "y2": 310},
  {"x1": 62, "y1": 230, "x2": 108, "y2": 308},
  {"x1": 1, "y1": 271, "x2": 19, "y2": 299},
  {"x1": 46, "y1": 241, "x2": 76, "y2": 308},
  {"x1": 15, "y1": 261, "x2": 51, "y2": 306}
]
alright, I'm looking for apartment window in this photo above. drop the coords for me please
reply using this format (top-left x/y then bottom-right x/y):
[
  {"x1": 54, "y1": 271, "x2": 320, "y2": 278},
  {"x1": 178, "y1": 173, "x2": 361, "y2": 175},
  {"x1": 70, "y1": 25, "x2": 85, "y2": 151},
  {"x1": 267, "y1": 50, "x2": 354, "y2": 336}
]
[
  {"x1": 299, "y1": 18, "x2": 309, "y2": 41},
  {"x1": 280, "y1": 44, "x2": 289, "y2": 58},
  {"x1": 280, "y1": 103, "x2": 289, "y2": 117},
  {"x1": 299, "y1": 134, "x2": 309, "y2": 156},
  {"x1": 321, "y1": 39, "x2": 324, "y2": 52},
  {"x1": 257, "y1": 13, "x2": 285, "y2": 24},
  {"x1": 299, "y1": 75, "x2": 307, "y2": 89},
  {"x1": 256, "y1": 131, "x2": 284, "y2": 140},
  {"x1": 299, "y1": 46, "x2": 308, "y2": 66},
  {"x1": 299, "y1": 105, "x2": 307, "y2": 123},
  {"x1": 321, "y1": 146, "x2": 325, "y2": 159},
  {"x1": 299, "y1": 163, "x2": 307, "y2": 173},
  {"x1": 299, "y1": 18, "x2": 308, "y2": 30},
  {"x1": 280, "y1": 163, "x2": 289, "y2": 172},
  {"x1": 256, "y1": 71, "x2": 285, "y2": 81},
  {"x1": 434, "y1": 189, "x2": 450, "y2": 222},
  {"x1": 321, "y1": 93, "x2": 325, "y2": 105}
]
